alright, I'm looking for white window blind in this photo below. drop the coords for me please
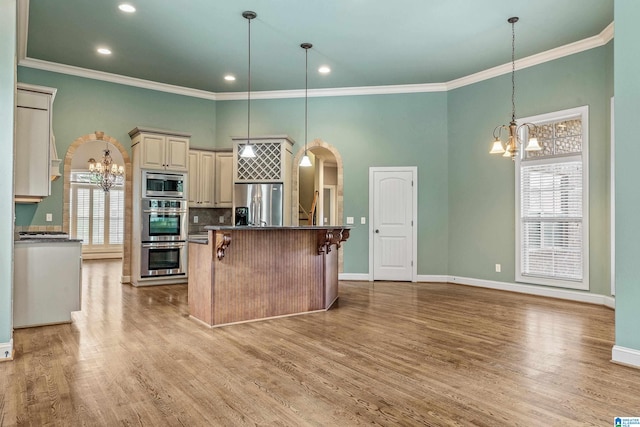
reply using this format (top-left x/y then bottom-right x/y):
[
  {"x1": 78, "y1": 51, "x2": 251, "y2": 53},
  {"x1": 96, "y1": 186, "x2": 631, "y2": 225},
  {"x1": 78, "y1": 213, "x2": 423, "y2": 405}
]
[
  {"x1": 516, "y1": 106, "x2": 588, "y2": 290},
  {"x1": 520, "y1": 161, "x2": 583, "y2": 281}
]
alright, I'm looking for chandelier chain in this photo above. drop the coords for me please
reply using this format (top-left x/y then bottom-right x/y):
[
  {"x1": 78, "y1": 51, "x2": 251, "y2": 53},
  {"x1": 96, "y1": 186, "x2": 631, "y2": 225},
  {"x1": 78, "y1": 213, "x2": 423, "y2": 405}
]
[{"x1": 304, "y1": 47, "x2": 308, "y2": 152}]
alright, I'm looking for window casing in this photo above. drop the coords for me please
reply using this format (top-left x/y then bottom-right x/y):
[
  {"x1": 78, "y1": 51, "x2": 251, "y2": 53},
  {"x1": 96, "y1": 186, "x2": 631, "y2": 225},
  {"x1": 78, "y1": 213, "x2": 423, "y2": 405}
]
[{"x1": 516, "y1": 106, "x2": 589, "y2": 290}]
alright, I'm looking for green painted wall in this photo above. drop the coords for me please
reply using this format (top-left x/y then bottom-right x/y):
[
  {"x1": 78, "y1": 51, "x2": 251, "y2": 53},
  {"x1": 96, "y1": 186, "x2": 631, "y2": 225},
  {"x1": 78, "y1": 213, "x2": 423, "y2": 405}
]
[
  {"x1": 448, "y1": 43, "x2": 613, "y2": 296},
  {"x1": 0, "y1": 0, "x2": 16, "y2": 346},
  {"x1": 215, "y1": 93, "x2": 450, "y2": 275},
  {"x1": 16, "y1": 67, "x2": 218, "y2": 226},
  {"x1": 614, "y1": 0, "x2": 640, "y2": 350}
]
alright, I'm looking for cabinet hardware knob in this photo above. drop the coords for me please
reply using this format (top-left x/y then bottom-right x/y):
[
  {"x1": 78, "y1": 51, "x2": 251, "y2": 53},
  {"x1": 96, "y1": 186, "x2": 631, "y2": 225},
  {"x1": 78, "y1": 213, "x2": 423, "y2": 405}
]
[{"x1": 375, "y1": 229, "x2": 379, "y2": 233}]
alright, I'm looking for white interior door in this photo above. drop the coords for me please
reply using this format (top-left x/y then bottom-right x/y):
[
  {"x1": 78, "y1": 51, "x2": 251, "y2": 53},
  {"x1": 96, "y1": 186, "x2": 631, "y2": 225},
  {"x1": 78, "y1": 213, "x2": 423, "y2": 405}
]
[{"x1": 370, "y1": 168, "x2": 416, "y2": 281}]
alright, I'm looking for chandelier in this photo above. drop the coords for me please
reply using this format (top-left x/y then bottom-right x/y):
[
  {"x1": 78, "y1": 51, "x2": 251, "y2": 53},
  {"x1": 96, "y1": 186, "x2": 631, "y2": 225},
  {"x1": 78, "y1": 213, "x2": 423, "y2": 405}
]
[
  {"x1": 489, "y1": 17, "x2": 541, "y2": 160},
  {"x1": 88, "y1": 146, "x2": 124, "y2": 192}
]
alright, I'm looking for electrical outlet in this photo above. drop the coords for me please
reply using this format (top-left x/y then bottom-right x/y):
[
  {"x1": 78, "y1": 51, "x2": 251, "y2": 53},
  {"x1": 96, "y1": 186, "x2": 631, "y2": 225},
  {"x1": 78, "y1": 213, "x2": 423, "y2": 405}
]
[
  {"x1": 346, "y1": 216, "x2": 354, "y2": 225},
  {"x1": 495, "y1": 263, "x2": 501, "y2": 273},
  {"x1": 219, "y1": 216, "x2": 225, "y2": 223},
  {"x1": 361, "y1": 217, "x2": 366, "y2": 225},
  {"x1": 46, "y1": 213, "x2": 52, "y2": 222},
  {"x1": 193, "y1": 215, "x2": 199, "y2": 224}
]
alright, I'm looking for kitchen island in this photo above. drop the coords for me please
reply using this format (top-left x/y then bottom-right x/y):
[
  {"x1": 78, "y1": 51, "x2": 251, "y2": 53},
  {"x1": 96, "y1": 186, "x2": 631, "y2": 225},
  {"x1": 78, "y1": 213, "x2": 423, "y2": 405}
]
[{"x1": 188, "y1": 226, "x2": 350, "y2": 327}]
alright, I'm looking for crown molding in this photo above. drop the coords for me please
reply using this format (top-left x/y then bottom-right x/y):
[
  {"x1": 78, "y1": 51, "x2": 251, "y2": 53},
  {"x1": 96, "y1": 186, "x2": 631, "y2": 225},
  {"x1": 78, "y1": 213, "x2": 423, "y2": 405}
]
[
  {"x1": 18, "y1": 57, "x2": 219, "y2": 101},
  {"x1": 17, "y1": 5, "x2": 614, "y2": 101},
  {"x1": 446, "y1": 21, "x2": 614, "y2": 91}
]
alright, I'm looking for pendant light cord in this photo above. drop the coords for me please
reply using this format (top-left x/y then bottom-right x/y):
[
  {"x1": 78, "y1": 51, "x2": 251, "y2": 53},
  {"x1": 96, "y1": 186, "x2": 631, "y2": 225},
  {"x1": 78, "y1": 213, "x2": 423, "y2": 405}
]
[
  {"x1": 511, "y1": 19, "x2": 516, "y2": 123},
  {"x1": 304, "y1": 47, "x2": 308, "y2": 154},
  {"x1": 247, "y1": 16, "x2": 252, "y2": 142}
]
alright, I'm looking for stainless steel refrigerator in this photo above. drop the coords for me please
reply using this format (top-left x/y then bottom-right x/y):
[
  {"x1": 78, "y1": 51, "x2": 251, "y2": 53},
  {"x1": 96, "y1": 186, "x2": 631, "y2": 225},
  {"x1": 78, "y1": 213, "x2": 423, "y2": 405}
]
[{"x1": 234, "y1": 183, "x2": 283, "y2": 226}]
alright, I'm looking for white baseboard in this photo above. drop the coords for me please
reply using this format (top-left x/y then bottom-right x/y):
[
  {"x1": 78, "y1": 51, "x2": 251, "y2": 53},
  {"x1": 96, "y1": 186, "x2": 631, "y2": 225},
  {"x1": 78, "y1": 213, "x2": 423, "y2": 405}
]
[
  {"x1": 448, "y1": 275, "x2": 615, "y2": 307},
  {"x1": 612, "y1": 345, "x2": 640, "y2": 369},
  {"x1": 416, "y1": 275, "x2": 449, "y2": 283},
  {"x1": 339, "y1": 273, "x2": 370, "y2": 281},
  {"x1": 0, "y1": 339, "x2": 14, "y2": 361}
]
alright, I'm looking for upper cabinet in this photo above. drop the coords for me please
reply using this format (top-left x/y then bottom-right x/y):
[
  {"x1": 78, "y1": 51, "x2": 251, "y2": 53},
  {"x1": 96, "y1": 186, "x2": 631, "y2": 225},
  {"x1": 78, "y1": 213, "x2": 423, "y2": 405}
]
[
  {"x1": 188, "y1": 150, "x2": 216, "y2": 208},
  {"x1": 215, "y1": 152, "x2": 233, "y2": 208},
  {"x1": 129, "y1": 127, "x2": 190, "y2": 172},
  {"x1": 14, "y1": 83, "x2": 57, "y2": 203},
  {"x1": 188, "y1": 149, "x2": 233, "y2": 208}
]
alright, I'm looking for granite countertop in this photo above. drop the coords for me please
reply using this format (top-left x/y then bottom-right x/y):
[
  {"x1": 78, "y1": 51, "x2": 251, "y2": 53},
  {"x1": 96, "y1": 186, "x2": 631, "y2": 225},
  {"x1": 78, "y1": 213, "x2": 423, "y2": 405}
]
[
  {"x1": 204, "y1": 225, "x2": 352, "y2": 231},
  {"x1": 15, "y1": 238, "x2": 83, "y2": 243}
]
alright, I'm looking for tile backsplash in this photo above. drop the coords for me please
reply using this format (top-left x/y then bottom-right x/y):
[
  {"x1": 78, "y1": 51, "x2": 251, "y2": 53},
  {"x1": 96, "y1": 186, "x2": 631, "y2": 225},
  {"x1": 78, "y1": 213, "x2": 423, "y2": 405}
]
[{"x1": 189, "y1": 208, "x2": 232, "y2": 234}]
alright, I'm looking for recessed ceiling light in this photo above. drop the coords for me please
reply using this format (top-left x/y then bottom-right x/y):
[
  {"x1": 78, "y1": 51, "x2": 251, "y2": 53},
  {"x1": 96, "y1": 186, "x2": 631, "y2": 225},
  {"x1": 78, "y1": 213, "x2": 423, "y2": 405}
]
[
  {"x1": 97, "y1": 47, "x2": 112, "y2": 55},
  {"x1": 318, "y1": 66, "x2": 331, "y2": 74},
  {"x1": 224, "y1": 75, "x2": 236, "y2": 81},
  {"x1": 118, "y1": 4, "x2": 136, "y2": 13}
]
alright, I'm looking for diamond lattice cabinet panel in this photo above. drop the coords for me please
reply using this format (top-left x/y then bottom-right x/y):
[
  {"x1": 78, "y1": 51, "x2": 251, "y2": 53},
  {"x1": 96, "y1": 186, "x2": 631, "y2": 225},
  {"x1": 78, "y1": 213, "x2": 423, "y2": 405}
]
[{"x1": 237, "y1": 143, "x2": 282, "y2": 181}]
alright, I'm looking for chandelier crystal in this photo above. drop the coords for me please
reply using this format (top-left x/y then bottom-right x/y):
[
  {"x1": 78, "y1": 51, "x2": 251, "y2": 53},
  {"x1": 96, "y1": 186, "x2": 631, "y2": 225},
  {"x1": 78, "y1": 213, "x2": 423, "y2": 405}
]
[
  {"x1": 88, "y1": 146, "x2": 124, "y2": 192},
  {"x1": 490, "y1": 17, "x2": 541, "y2": 160}
]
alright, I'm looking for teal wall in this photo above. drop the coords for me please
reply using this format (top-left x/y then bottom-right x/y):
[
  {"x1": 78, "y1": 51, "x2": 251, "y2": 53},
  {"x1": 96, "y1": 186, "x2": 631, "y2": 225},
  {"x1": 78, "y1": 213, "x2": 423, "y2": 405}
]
[
  {"x1": 216, "y1": 93, "x2": 450, "y2": 274},
  {"x1": 16, "y1": 67, "x2": 218, "y2": 226},
  {"x1": 0, "y1": 0, "x2": 16, "y2": 346},
  {"x1": 614, "y1": 0, "x2": 640, "y2": 351},
  {"x1": 14, "y1": 40, "x2": 613, "y2": 292},
  {"x1": 448, "y1": 43, "x2": 613, "y2": 296}
]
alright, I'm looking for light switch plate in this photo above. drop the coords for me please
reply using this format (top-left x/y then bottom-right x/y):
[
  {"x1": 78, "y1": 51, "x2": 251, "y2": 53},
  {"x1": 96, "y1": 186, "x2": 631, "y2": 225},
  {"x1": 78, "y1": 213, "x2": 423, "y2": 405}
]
[
  {"x1": 219, "y1": 216, "x2": 225, "y2": 223},
  {"x1": 45, "y1": 213, "x2": 52, "y2": 222},
  {"x1": 346, "y1": 217, "x2": 354, "y2": 224},
  {"x1": 193, "y1": 215, "x2": 199, "y2": 224},
  {"x1": 360, "y1": 217, "x2": 366, "y2": 225}
]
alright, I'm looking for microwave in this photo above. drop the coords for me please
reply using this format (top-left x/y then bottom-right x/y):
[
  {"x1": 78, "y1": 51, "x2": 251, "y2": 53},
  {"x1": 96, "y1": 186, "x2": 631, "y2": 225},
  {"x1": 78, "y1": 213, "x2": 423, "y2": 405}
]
[{"x1": 142, "y1": 171, "x2": 186, "y2": 198}]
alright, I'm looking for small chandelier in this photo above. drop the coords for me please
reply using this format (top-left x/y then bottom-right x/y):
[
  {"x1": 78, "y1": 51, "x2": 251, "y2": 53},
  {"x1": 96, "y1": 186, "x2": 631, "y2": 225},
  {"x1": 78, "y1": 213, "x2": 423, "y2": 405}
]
[
  {"x1": 88, "y1": 146, "x2": 124, "y2": 192},
  {"x1": 240, "y1": 11, "x2": 257, "y2": 158},
  {"x1": 300, "y1": 42, "x2": 313, "y2": 167},
  {"x1": 490, "y1": 17, "x2": 541, "y2": 160}
]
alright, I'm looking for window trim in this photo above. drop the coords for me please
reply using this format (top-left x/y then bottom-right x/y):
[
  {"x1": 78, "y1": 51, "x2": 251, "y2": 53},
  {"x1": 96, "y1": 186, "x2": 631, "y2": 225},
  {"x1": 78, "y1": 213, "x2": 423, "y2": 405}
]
[{"x1": 515, "y1": 105, "x2": 589, "y2": 290}]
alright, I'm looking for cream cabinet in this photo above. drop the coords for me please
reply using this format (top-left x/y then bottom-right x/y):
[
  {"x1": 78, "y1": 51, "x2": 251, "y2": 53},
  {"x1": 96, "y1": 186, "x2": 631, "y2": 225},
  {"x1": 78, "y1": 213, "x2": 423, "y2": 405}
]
[
  {"x1": 188, "y1": 150, "x2": 216, "y2": 207},
  {"x1": 129, "y1": 128, "x2": 190, "y2": 172},
  {"x1": 14, "y1": 84, "x2": 57, "y2": 202},
  {"x1": 215, "y1": 152, "x2": 233, "y2": 207}
]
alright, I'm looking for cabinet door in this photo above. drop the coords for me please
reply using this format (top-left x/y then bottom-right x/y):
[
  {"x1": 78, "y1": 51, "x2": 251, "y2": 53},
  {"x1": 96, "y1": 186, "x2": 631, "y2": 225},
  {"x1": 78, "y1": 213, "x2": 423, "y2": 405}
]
[
  {"x1": 166, "y1": 137, "x2": 189, "y2": 171},
  {"x1": 140, "y1": 134, "x2": 166, "y2": 170},
  {"x1": 199, "y1": 152, "x2": 216, "y2": 207},
  {"x1": 15, "y1": 105, "x2": 50, "y2": 197},
  {"x1": 188, "y1": 151, "x2": 199, "y2": 207},
  {"x1": 215, "y1": 152, "x2": 233, "y2": 207}
]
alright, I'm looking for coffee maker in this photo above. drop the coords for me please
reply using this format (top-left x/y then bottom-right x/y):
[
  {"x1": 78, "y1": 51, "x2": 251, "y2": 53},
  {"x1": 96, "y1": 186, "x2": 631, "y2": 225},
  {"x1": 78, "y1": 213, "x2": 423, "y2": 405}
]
[{"x1": 235, "y1": 207, "x2": 249, "y2": 226}]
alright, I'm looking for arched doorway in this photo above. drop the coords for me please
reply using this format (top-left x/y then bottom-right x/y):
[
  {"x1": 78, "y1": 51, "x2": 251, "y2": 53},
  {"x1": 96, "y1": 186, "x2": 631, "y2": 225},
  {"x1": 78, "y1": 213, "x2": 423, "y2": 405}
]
[
  {"x1": 292, "y1": 139, "x2": 344, "y2": 270},
  {"x1": 62, "y1": 131, "x2": 133, "y2": 282}
]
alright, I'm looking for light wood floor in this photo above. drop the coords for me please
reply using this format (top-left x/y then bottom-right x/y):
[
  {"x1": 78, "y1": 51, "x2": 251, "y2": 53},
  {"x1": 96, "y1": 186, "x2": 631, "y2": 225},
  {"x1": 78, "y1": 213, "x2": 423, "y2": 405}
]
[{"x1": 1, "y1": 260, "x2": 639, "y2": 426}]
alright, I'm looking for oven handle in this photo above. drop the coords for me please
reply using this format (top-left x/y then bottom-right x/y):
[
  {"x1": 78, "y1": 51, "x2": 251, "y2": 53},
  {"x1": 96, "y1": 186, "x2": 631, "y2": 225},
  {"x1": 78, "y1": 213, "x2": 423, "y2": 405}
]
[
  {"x1": 142, "y1": 243, "x2": 185, "y2": 249},
  {"x1": 143, "y1": 209, "x2": 187, "y2": 214}
]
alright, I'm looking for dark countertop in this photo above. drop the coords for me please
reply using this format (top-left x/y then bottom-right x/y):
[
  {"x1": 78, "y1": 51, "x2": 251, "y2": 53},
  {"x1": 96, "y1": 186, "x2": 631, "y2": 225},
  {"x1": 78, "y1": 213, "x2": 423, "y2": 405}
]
[
  {"x1": 15, "y1": 238, "x2": 83, "y2": 244},
  {"x1": 204, "y1": 225, "x2": 352, "y2": 231}
]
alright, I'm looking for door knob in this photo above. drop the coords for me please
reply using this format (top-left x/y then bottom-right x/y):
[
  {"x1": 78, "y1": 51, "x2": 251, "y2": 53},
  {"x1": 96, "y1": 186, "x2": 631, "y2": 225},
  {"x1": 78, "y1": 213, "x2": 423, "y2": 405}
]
[{"x1": 375, "y1": 229, "x2": 379, "y2": 233}]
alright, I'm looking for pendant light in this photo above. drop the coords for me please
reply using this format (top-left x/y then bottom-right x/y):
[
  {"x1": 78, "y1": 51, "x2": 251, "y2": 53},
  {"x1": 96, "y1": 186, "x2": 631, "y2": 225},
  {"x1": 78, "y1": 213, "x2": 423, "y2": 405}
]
[
  {"x1": 240, "y1": 11, "x2": 256, "y2": 158},
  {"x1": 299, "y1": 43, "x2": 313, "y2": 167},
  {"x1": 489, "y1": 17, "x2": 541, "y2": 160}
]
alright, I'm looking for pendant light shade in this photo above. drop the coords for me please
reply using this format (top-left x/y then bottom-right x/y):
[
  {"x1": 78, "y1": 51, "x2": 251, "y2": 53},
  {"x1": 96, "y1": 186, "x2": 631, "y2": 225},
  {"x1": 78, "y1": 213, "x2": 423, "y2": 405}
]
[
  {"x1": 240, "y1": 11, "x2": 257, "y2": 158},
  {"x1": 299, "y1": 42, "x2": 313, "y2": 167},
  {"x1": 489, "y1": 17, "x2": 541, "y2": 161}
]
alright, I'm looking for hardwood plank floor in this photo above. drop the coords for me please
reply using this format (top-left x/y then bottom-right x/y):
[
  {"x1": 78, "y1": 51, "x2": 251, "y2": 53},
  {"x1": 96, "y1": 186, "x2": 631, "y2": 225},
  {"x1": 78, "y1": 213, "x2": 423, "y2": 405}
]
[{"x1": 1, "y1": 259, "x2": 639, "y2": 426}]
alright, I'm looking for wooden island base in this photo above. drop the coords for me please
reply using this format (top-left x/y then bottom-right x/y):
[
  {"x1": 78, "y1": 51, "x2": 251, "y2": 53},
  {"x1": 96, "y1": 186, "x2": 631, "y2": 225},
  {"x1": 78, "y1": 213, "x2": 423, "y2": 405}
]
[{"x1": 188, "y1": 226, "x2": 350, "y2": 327}]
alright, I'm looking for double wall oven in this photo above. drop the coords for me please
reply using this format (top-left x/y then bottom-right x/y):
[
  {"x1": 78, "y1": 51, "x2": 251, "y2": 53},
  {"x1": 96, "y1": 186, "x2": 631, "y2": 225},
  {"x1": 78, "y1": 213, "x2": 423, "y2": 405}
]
[{"x1": 140, "y1": 171, "x2": 188, "y2": 278}]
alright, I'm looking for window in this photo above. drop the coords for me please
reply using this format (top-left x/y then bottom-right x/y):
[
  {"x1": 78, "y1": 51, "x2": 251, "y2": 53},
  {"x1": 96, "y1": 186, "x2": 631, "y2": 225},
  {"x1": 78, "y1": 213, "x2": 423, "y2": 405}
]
[
  {"x1": 516, "y1": 106, "x2": 589, "y2": 290},
  {"x1": 70, "y1": 171, "x2": 124, "y2": 257}
]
